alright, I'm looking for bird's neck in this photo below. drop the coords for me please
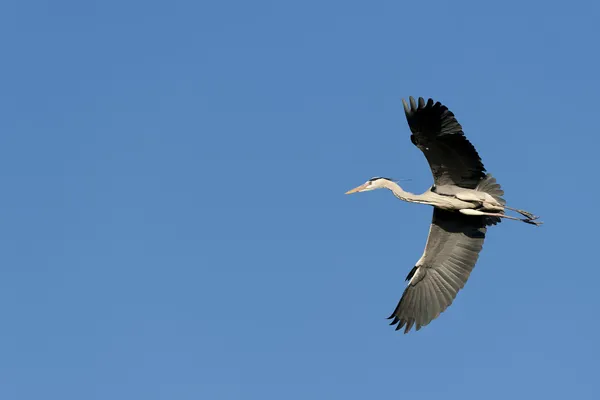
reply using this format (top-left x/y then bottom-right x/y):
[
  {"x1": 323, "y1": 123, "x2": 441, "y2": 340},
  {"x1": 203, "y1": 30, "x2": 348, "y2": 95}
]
[{"x1": 384, "y1": 181, "x2": 427, "y2": 204}]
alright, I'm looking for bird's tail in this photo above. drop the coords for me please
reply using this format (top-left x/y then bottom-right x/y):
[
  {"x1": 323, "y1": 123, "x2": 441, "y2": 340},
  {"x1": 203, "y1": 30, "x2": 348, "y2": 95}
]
[
  {"x1": 476, "y1": 174, "x2": 505, "y2": 204},
  {"x1": 476, "y1": 174, "x2": 505, "y2": 225}
]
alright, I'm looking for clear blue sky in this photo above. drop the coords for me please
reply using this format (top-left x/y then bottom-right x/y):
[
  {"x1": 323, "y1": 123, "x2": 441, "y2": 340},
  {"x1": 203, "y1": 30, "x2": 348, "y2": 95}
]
[{"x1": 0, "y1": 0, "x2": 598, "y2": 399}]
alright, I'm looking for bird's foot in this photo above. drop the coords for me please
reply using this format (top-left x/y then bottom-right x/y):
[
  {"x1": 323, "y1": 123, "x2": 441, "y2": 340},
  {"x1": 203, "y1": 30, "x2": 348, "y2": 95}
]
[
  {"x1": 518, "y1": 209, "x2": 539, "y2": 220},
  {"x1": 524, "y1": 219, "x2": 543, "y2": 226}
]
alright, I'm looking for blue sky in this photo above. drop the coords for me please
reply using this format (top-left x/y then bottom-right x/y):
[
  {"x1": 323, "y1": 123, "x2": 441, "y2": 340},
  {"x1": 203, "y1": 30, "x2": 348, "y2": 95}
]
[{"x1": 1, "y1": 0, "x2": 598, "y2": 399}]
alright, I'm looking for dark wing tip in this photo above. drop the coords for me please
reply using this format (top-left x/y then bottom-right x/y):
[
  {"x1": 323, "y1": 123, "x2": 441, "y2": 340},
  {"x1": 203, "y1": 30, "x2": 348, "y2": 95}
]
[
  {"x1": 409, "y1": 96, "x2": 417, "y2": 111},
  {"x1": 402, "y1": 96, "x2": 440, "y2": 116},
  {"x1": 402, "y1": 98, "x2": 409, "y2": 114},
  {"x1": 403, "y1": 96, "x2": 486, "y2": 188},
  {"x1": 388, "y1": 311, "x2": 432, "y2": 334}
]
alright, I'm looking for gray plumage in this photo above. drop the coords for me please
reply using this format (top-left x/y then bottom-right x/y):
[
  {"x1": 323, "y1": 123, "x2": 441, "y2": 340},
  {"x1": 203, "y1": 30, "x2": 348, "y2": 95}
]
[
  {"x1": 405, "y1": 96, "x2": 485, "y2": 189},
  {"x1": 345, "y1": 96, "x2": 541, "y2": 334}
]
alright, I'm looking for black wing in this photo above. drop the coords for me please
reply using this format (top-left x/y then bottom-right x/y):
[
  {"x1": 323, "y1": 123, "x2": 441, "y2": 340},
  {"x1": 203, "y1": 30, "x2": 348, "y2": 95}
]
[
  {"x1": 388, "y1": 209, "x2": 487, "y2": 333},
  {"x1": 403, "y1": 96, "x2": 486, "y2": 189}
]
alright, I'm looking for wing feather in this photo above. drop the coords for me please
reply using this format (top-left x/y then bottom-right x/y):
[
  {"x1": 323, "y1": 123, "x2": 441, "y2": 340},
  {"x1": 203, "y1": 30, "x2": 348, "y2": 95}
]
[
  {"x1": 388, "y1": 209, "x2": 487, "y2": 333},
  {"x1": 403, "y1": 96, "x2": 486, "y2": 189}
]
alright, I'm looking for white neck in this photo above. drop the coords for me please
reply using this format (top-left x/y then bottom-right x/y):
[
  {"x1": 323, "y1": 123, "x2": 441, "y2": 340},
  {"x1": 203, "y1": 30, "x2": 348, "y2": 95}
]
[{"x1": 381, "y1": 180, "x2": 427, "y2": 204}]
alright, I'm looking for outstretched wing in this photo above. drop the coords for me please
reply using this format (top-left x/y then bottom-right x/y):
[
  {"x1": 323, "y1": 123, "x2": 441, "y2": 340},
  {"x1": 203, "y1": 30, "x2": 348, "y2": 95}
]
[
  {"x1": 403, "y1": 96, "x2": 486, "y2": 189},
  {"x1": 388, "y1": 209, "x2": 487, "y2": 333}
]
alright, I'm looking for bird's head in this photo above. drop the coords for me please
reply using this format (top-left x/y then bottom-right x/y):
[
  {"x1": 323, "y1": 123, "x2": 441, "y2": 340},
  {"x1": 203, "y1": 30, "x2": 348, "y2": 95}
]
[{"x1": 345, "y1": 177, "x2": 395, "y2": 194}]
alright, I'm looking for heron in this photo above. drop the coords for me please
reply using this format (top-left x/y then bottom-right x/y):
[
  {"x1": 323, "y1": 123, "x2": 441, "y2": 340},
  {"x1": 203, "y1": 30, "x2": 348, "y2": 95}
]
[{"x1": 345, "y1": 96, "x2": 541, "y2": 334}]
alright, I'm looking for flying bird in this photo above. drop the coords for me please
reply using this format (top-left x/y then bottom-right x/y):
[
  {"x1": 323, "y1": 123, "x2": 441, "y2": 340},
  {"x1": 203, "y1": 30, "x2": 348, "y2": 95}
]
[{"x1": 345, "y1": 96, "x2": 541, "y2": 334}]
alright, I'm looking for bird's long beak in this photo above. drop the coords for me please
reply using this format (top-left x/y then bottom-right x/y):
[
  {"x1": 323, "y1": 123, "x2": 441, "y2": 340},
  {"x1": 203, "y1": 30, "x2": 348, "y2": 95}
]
[{"x1": 345, "y1": 183, "x2": 367, "y2": 195}]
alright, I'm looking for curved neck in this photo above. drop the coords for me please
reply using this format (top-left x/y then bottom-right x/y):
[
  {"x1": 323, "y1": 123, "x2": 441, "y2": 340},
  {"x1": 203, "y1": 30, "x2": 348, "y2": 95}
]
[{"x1": 382, "y1": 180, "x2": 426, "y2": 204}]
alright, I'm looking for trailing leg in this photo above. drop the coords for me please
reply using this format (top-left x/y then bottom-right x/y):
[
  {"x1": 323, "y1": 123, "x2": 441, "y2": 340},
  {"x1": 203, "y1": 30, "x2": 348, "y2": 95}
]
[
  {"x1": 503, "y1": 205, "x2": 538, "y2": 220},
  {"x1": 459, "y1": 209, "x2": 543, "y2": 226}
]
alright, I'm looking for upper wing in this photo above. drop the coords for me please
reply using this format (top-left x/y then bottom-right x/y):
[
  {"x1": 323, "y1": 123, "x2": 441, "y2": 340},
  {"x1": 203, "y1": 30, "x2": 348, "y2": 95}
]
[
  {"x1": 403, "y1": 96, "x2": 486, "y2": 189},
  {"x1": 388, "y1": 208, "x2": 487, "y2": 333}
]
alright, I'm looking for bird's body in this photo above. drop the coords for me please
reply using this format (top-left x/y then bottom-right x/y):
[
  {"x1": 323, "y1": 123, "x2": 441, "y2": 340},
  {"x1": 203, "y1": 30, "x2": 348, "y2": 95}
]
[
  {"x1": 385, "y1": 181, "x2": 499, "y2": 212},
  {"x1": 346, "y1": 96, "x2": 541, "y2": 334}
]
